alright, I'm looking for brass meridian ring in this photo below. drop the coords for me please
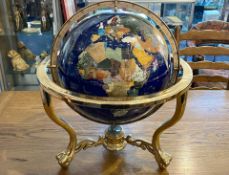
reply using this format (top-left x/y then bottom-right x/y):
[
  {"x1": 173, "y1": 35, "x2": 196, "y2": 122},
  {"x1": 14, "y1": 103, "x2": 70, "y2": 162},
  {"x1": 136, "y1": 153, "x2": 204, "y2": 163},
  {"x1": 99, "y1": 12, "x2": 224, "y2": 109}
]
[{"x1": 37, "y1": 58, "x2": 192, "y2": 107}]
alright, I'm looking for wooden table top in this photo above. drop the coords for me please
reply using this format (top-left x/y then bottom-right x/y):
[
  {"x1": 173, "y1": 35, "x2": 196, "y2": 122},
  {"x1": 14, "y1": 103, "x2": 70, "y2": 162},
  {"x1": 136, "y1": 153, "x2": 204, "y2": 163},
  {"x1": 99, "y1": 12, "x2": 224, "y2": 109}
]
[{"x1": 0, "y1": 90, "x2": 228, "y2": 175}]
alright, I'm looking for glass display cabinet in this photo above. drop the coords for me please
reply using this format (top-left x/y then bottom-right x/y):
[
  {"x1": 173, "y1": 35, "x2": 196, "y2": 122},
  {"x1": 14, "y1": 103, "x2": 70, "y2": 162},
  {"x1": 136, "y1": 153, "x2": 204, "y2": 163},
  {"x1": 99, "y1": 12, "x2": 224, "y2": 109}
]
[
  {"x1": 0, "y1": 0, "x2": 54, "y2": 91},
  {"x1": 0, "y1": 0, "x2": 18, "y2": 91}
]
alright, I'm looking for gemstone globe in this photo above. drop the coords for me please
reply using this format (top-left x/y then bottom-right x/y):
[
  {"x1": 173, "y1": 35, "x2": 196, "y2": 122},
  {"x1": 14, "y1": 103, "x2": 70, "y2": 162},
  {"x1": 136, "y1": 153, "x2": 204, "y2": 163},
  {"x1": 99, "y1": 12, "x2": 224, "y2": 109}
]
[{"x1": 56, "y1": 11, "x2": 177, "y2": 124}]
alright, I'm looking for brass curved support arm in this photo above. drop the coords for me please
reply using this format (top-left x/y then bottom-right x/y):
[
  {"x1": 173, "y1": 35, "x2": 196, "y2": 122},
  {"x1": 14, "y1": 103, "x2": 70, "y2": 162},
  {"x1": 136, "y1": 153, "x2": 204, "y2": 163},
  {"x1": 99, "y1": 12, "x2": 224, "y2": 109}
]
[
  {"x1": 40, "y1": 89, "x2": 77, "y2": 168},
  {"x1": 152, "y1": 91, "x2": 188, "y2": 169},
  {"x1": 75, "y1": 137, "x2": 104, "y2": 154},
  {"x1": 126, "y1": 136, "x2": 155, "y2": 155}
]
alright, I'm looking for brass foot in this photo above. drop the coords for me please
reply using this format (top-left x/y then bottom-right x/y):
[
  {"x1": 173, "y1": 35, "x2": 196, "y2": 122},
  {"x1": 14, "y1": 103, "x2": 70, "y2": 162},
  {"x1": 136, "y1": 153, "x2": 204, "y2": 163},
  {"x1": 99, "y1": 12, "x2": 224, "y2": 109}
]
[
  {"x1": 154, "y1": 150, "x2": 172, "y2": 170},
  {"x1": 125, "y1": 136, "x2": 172, "y2": 169},
  {"x1": 56, "y1": 151, "x2": 74, "y2": 168}
]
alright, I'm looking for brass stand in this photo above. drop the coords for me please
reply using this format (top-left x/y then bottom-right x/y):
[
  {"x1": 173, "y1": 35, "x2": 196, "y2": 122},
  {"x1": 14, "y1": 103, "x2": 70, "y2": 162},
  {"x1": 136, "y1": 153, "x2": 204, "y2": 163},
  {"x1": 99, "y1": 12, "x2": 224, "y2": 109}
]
[
  {"x1": 41, "y1": 89, "x2": 188, "y2": 170},
  {"x1": 37, "y1": 1, "x2": 193, "y2": 170}
]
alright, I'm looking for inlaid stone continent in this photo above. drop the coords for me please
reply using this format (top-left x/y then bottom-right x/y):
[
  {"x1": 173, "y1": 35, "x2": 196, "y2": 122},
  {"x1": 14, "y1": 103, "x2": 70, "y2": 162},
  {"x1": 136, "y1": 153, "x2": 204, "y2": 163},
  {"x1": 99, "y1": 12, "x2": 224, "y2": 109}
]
[{"x1": 58, "y1": 12, "x2": 174, "y2": 97}]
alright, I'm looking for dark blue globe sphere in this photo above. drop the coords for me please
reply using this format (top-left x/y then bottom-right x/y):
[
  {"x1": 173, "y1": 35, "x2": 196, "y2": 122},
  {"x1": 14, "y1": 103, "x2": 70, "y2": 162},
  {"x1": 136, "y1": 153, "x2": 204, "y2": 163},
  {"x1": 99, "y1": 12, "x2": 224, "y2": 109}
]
[
  {"x1": 58, "y1": 12, "x2": 174, "y2": 97},
  {"x1": 56, "y1": 11, "x2": 177, "y2": 124}
]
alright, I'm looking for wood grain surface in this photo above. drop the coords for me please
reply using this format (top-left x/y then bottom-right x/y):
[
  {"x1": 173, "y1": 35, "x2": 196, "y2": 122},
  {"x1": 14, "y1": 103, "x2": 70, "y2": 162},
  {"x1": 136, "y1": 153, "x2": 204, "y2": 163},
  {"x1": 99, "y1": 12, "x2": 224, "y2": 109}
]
[{"x1": 0, "y1": 91, "x2": 229, "y2": 175}]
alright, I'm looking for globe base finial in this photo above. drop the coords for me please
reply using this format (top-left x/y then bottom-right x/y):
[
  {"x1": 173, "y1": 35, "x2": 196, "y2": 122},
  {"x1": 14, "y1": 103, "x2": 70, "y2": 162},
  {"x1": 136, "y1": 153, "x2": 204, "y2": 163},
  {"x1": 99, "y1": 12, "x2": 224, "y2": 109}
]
[{"x1": 103, "y1": 125, "x2": 127, "y2": 151}]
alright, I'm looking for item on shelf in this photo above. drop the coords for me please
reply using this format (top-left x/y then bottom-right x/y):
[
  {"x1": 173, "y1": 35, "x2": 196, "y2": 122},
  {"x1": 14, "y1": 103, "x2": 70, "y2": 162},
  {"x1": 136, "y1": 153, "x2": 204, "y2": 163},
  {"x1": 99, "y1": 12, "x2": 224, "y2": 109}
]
[
  {"x1": 30, "y1": 20, "x2": 41, "y2": 27},
  {"x1": 17, "y1": 41, "x2": 36, "y2": 61},
  {"x1": 167, "y1": 16, "x2": 183, "y2": 24},
  {"x1": 7, "y1": 50, "x2": 29, "y2": 72},
  {"x1": 163, "y1": 16, "x2": 183, "y2": 28},
  {"x1": 22, "y1": 27, "x2": 40, "y2": 33},
  {"x1": 13, "y1": 4, "x2": 25, "y2": 32},
  {"x1": 30, "y1": 20, "x2": 41, "y2": 29},
  {"x1": 0, "y1": 21, "x2": 3, "y2": 34},
  {"x1": 40, "y1": 3, "x2": 51, "y2": 32},
  {"x1": 40, "y1": 51, "x2": 48, "y2": 60}
]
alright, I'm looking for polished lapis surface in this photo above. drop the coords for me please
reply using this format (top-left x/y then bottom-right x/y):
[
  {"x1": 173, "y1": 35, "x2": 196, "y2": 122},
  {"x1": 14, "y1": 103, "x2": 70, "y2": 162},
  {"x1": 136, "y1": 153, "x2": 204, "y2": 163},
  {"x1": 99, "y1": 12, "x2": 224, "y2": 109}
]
[
  {"x1": 58, "y1": 12, "x2": 174, "y2": 98},
  {"x1": 57, "y1": 11, "x2": 175, "y2": 124}
]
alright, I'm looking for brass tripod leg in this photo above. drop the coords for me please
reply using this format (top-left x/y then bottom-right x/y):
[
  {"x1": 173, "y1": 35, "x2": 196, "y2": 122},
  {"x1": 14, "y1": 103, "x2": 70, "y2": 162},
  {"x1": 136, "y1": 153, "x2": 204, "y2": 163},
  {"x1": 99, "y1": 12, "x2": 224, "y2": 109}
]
[
  {"x1": 40, "y1": 89, "x2": 77, "y2": 168},
  {"x1": 152, "y1": 92, "x2": 188, "y2": 169}
]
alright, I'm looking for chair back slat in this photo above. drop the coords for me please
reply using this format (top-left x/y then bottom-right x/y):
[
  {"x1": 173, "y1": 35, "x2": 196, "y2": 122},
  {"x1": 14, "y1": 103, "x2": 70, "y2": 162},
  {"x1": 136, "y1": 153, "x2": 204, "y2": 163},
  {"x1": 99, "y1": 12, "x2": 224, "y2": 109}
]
[
  {"x1": 188, "y1": 61, "x2": 229, "y2": 70},
  {"x1": 180, "y1": 46, "x2": 229, "y2": 56},
  {"x1": 193, "y1": 75, "x2": 228, "y2": 83},
  {"x1": 180, "y1": 30, "x2": 229, "y2": 42}
]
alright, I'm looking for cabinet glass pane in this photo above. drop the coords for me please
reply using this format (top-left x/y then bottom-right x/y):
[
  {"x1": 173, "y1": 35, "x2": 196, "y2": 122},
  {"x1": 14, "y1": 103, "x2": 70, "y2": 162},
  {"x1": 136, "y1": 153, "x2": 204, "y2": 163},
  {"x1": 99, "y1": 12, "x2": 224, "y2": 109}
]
[
  {"x1": 0, "y1": 0, "x2": 54, "y2": 91},
  {"x1": 163, "y1": 3, "x2": 193, "y2": 31}
]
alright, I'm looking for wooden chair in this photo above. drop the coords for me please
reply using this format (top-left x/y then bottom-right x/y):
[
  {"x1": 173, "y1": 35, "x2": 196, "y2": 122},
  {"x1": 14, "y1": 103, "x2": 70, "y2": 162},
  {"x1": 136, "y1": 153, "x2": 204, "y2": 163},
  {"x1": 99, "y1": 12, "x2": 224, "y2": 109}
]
[{"x1": 175, "y1": 21, "x2": 229, "y2": 90}]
